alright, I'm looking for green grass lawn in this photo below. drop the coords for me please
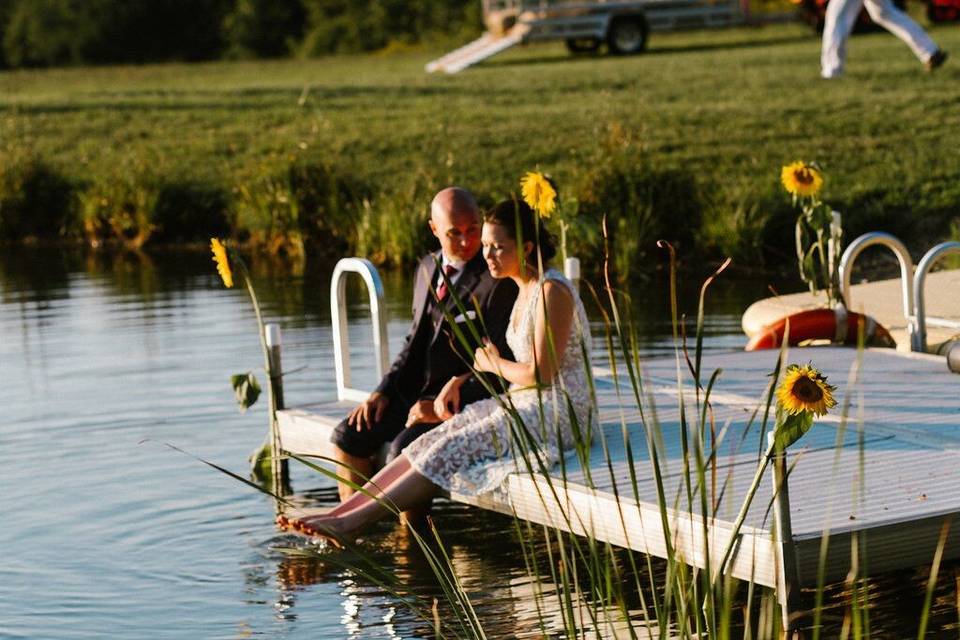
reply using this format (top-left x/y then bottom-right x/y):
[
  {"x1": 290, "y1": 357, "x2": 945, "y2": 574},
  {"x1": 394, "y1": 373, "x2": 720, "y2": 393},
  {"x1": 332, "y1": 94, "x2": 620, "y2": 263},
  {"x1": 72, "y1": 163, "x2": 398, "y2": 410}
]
[{"x1": 1, "y1": 20, "x2": 958, "y2": 266}]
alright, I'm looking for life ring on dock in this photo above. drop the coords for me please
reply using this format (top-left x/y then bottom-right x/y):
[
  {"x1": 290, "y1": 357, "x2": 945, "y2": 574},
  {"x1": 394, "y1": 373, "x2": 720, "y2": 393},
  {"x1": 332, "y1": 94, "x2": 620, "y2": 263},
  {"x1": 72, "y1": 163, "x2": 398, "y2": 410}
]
[{"x1": 745, "y1": 307, "x2": 896, "y2": 351}]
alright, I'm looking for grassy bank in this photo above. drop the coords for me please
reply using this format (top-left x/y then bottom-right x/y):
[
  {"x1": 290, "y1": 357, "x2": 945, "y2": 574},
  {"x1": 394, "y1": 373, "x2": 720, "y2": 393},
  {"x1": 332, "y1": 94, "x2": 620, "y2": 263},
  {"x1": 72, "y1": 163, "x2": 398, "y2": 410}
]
[{"x1": 1, "y1": 21, "x2": 959, "y2": 271}]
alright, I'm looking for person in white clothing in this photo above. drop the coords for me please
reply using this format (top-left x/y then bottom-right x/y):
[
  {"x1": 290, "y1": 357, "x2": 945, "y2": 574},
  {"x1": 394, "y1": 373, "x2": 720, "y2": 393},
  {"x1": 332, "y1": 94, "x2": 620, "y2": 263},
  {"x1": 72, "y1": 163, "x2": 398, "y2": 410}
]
[{"x1": 821, "y1": 0, "x2": 946, "y2": 78}]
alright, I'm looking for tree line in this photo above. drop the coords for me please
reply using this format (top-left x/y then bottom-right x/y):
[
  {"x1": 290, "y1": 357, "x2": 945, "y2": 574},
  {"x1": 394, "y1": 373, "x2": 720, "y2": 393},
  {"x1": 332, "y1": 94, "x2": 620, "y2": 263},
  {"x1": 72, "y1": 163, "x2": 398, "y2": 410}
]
[{"x1": 0, "y1": 0, "x2": 481, "y2": 68}]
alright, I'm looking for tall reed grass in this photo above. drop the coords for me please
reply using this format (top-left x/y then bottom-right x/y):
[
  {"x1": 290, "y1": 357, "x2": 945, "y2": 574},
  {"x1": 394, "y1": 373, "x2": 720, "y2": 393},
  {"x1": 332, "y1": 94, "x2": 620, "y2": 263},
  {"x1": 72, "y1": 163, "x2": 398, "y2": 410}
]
[{"x1": 0, "y1": 139, "x2": 708, "y2": 273}]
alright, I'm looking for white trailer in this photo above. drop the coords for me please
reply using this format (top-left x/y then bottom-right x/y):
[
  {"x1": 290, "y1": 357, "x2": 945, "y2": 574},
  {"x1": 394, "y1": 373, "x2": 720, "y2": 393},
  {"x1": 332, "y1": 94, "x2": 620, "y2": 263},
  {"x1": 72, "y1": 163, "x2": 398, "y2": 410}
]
[{"x1": 426, "y1": 0, "x2": 754, "y2": 73}]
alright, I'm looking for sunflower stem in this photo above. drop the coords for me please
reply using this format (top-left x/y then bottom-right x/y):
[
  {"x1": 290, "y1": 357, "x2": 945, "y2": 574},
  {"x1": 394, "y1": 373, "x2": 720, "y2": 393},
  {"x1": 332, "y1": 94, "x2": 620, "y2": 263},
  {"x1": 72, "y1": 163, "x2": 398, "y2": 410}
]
[
  {"x1": 231, "y1": 248, "x2": 286, "y2": 499},
  {"x1": 713, "y1": 438, "x2": 775, "y2": 587}
]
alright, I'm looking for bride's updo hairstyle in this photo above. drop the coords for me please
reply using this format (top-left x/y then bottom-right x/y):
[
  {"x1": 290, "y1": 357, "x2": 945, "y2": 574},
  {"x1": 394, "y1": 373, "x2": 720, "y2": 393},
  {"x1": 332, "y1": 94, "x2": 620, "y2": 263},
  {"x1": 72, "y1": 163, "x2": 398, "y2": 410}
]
[{"x1": 484, "y1": 197, "x2": 557, "y2": 262}]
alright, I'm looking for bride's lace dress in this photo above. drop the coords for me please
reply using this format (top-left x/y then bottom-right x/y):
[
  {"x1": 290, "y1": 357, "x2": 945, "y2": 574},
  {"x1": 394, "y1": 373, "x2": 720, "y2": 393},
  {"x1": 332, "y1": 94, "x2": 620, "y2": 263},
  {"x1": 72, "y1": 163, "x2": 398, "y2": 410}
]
[{"x1": 404, "y1": 268, "x2": 595, "y2": 496}]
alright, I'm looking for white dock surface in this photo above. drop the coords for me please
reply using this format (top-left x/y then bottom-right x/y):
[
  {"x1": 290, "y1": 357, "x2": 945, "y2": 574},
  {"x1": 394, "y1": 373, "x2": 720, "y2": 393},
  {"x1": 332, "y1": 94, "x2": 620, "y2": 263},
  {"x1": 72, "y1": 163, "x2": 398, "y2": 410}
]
[{"x1": 277, "y1": 345, "x2": 960, "y2": 589}]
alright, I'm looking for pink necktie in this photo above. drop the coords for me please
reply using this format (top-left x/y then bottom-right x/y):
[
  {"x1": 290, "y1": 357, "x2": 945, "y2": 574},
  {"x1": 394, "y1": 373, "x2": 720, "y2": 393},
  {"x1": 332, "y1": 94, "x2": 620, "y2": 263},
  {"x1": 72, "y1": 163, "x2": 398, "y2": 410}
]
[{"x1": 436, "y1": 265, "x2": 458, "y2": 302}]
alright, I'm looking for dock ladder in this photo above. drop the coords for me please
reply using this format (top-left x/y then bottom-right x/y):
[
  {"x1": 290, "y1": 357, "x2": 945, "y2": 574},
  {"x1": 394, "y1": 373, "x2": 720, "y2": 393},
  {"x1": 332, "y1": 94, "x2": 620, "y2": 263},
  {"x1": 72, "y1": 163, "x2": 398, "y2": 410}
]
[
  {"x1": 330, "y1": 258, "x2": 391, "y2": 402},
  {"x1": 839, "y1": 232, "x2": 960, "y2": 352}
]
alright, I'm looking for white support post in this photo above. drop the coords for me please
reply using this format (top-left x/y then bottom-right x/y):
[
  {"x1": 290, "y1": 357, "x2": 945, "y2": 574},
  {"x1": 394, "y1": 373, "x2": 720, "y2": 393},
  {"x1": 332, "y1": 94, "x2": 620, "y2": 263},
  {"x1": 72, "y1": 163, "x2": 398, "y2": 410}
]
[
  {"x1": 564, "y1": 256, "x2": 581, "y2": 291},
  {"x1": 266, "y1": 324, "x2": 284, "y2": 411},
  {"x1": 827, "y1": 211, "x2": 842, "y2": 274},
  {"x1": 828, "y1": 211, "x2": 842, "y2": 303},
  {"x1": 265, "y1": 323, "x2": 287, "y2": 495}
]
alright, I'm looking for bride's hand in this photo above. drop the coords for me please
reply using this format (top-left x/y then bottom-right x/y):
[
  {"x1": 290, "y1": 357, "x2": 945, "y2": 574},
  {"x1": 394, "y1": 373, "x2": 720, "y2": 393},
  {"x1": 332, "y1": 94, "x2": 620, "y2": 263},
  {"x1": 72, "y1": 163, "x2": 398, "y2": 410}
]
[
  {"x1": 473, "y1": 339, "x2": 500, "y2": 374},
  {"x1": 434, "y1": 375, "x2": 465, "y2": 421}
]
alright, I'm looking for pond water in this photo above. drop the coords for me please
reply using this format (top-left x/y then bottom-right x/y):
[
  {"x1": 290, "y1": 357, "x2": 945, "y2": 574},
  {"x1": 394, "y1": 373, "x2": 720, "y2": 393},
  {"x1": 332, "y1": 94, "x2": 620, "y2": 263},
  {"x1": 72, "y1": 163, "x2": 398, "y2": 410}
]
[{"x1": 1, "y1": 247, "x2": 956, "y2": 638}]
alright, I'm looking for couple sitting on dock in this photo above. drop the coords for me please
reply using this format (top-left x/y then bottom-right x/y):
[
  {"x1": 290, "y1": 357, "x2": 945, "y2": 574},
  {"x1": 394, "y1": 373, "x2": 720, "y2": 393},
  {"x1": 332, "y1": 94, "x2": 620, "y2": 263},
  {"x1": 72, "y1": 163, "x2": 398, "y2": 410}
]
[{"x1": 278, "y1": 186, "x2": 596, "y2": 543}]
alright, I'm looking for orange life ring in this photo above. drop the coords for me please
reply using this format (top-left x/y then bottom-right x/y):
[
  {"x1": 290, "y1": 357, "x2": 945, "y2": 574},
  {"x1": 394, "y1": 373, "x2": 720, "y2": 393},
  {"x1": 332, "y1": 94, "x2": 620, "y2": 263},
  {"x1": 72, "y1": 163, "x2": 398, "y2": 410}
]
[{"x1": 745, "y1": 307, "x2": 896, "y2": 351}]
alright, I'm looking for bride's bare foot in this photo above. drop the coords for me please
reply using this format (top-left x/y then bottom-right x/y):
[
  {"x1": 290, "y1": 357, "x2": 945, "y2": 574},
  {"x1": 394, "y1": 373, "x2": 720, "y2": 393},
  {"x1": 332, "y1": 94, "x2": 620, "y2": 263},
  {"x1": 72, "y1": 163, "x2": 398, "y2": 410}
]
[
  {"x1": 299, "y1": 514, "x2": 350, "y2": 541},
  {"x1": 277, "y1": 510, "x2": 352, "y2": 549},
  {"x1": 276, "y1": 506, "x2": 333, "y2": 525},
  {"x1": 275, "y1": 506, "x2": 334, "y2": 532}
]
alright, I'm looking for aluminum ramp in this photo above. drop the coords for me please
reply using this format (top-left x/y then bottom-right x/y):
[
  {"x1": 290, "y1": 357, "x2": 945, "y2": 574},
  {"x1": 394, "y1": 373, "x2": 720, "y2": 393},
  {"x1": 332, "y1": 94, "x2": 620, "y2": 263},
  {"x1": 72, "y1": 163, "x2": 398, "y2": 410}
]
[{"x1": 425, "y1": 25, "x2": 530, "y2": 74}]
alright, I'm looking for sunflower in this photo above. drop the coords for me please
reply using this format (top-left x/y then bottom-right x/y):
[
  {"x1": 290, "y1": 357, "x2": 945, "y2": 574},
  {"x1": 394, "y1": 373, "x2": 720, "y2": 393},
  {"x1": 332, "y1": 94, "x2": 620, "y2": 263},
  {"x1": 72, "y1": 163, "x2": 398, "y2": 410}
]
[
  {"x1": 776, "y1": 364, "x2": 837, "y2": 416},
  {"x1": 520, "y1": 171, "x2": 557, "y2": 218},
  {"x1": 780, "y1": 161, "x2": 823, "y2": 198},
  {"x1": 210, "y1": 238, "x2": 234, "y2": 288}
]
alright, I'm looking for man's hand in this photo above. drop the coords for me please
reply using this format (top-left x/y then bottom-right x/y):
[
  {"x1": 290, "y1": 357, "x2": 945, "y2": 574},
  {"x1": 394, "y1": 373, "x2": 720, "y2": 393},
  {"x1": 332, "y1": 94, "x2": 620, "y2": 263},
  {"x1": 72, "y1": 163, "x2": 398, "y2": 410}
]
[
  {"x1": 433, "y1": 375, "x2": 466, "y2": 421},
  {"x1": 347, "y1": 392, "x2": 389, "y2": 432},
  {"x1": 405, "y1": 399, "x2": 440, "y2": 428},
  {"x1": 473, "y1": 338, "x2": 501, "y2": 374}
]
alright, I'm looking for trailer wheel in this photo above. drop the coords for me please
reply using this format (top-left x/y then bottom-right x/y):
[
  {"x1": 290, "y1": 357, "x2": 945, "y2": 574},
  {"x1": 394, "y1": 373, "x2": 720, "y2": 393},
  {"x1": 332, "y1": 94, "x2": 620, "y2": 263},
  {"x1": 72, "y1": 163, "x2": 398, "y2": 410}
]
[
  {"x1": 607, "y1": 16, "x2": 648, "y2": 55},
  {"x1": 566, "y1": 37, "x2": 602, "y2": 54}
]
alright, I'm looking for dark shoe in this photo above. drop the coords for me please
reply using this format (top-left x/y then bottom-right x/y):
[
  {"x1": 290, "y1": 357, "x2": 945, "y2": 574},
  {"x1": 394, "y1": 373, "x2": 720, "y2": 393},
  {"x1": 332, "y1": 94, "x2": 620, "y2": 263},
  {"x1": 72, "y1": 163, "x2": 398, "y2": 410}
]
[{"x1": 925, "y1": 50, "x2": 947, "y2": 72}]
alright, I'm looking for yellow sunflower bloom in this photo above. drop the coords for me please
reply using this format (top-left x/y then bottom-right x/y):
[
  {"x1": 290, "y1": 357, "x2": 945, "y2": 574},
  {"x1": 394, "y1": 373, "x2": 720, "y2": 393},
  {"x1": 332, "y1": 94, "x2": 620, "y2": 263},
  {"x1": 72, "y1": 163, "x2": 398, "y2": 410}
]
[
  {"x1": 780, "y1": 161, "x2": 823, "y2": 198},
  {"x1": 210, "y1": 238, "x2": 234, "y2": 288},
  {"x1": 520, "y1": 171, "x2": 557, "y2": 218},
  {"x1": 776, "y1": 364, "x2": 837, "y2": 416}
]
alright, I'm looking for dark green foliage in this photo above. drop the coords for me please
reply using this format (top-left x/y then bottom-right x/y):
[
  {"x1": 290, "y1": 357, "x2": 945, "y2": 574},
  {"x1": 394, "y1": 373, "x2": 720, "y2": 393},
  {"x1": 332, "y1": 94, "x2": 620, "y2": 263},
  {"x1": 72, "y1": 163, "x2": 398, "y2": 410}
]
[
  {"x1": 0, "y1": 0, "x2": 12, "y2": 68},
  {"x1": 82, "y1": 0, "x2": 229, "y2": 64},
  {"x1": 222, "y1": 0, "x2": 305, "y2": 58},
  {"x1": 299, "y1": 0, "x2": 479, "y2": 55},
  {"x1": 839, "y1": 188, "x2": 956, "y2": 248},
  {"x1": 289, "y1": 161, "x2": 366, "y2": 252},
  {"x1": 0, "y1": 154, "x2": 74, "y2": 240},
  {"x1": 3, "y1": 0, "x2": 85, "y2": 68},
  {"x1": 0, "y1": 0, "x2": 479, "y2": 68},
  {"x1": 576, "y1": 128, "x2": 702, "y2": 279},
  {"x1": 232, "y1": 159, "x2": 366, "y2": 257},
  {"x1": 353, "y1": 172, "x2": 439, "y2": 266},
  {"x1": 78, "y1": 157, "x2": 160, "y2": 248},
  {"x1": 231, "y1": 371, "x2": 261, "y2": 412},
  {"x1": 152, "y1": 180, "x2": 231, "y2": 243},
  {"x1": 2, "y1": 0, "x2": 230, "y2": 67}
]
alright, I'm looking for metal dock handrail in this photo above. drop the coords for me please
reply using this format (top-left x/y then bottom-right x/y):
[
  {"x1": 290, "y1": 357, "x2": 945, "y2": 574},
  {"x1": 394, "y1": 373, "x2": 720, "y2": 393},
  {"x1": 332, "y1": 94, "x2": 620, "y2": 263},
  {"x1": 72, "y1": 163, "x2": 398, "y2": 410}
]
[
  {"x1": 839, "y1": 232, "x2": 915, "y2": 342},
  {"x1": 912, "y1": 241, "x2": 960, "y2": 352},
  {"x1": 330, "y1": 258, "x2": 390, "y2": 403},
  {"x1": 840, "y1": 232, "x2": 960, "y2": 352}
]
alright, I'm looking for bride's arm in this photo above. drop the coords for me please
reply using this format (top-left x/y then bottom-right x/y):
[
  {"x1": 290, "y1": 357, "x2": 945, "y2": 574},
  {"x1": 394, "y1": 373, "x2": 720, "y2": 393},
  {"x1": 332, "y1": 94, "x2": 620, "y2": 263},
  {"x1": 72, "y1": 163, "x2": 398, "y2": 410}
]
[{"x1": 474, "y1": 281, "x2": 575, "y2": 386}]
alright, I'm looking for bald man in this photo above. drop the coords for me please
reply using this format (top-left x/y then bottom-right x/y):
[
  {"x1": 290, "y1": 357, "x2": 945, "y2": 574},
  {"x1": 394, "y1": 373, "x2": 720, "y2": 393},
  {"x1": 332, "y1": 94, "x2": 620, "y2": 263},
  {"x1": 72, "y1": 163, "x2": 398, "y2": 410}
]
[{"x1": 330, "y1": 187, "x2": 518, "y2": 500}]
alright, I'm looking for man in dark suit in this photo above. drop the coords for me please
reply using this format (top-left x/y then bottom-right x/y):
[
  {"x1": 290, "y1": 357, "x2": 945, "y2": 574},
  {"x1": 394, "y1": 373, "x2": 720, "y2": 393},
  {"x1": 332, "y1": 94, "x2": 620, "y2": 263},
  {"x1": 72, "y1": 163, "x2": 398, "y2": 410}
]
[{"x1": 330, "y1": 187, "x2": 518, "y2": 500}]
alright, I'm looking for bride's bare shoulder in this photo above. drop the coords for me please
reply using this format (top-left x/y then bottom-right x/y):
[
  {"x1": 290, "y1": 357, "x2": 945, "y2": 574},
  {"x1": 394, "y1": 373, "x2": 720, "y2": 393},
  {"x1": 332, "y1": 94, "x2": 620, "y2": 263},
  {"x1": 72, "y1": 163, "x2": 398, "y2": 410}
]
[{"x1": 538, "y1": 278, "x2": 574, "y2": 314}]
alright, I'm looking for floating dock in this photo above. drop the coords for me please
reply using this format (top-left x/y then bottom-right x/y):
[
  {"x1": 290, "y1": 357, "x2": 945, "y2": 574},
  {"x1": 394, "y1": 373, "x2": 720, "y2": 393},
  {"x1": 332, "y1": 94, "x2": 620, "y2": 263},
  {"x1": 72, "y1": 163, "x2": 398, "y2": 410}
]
[
  {"x1": 265, "y1": 249, "x2": 960, "y2": 630},
  {"x1": 275, "y1": 344, "x2": 960, "y2": 629}
]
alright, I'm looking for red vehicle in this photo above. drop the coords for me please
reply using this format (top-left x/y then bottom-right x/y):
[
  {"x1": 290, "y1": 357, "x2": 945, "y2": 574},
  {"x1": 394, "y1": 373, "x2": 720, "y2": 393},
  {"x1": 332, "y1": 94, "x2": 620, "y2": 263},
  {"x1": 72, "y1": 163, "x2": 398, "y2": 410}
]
[
  {"x1": 799, "y1": 0, "x2": 959, "y2": 31},
  {"x1": 926, "y1": 0, "x2": 960, "y2": 21}
]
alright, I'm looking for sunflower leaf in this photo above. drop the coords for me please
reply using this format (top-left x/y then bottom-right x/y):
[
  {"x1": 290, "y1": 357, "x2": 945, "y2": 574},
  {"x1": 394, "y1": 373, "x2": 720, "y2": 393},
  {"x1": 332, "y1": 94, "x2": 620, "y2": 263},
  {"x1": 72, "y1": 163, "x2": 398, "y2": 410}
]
[
  {"x1": 231, "y1": 372, "x2": 261, "y2": 412},
  {"x1": 773, "y1": 410, "x2": 813, "y2": 452}
]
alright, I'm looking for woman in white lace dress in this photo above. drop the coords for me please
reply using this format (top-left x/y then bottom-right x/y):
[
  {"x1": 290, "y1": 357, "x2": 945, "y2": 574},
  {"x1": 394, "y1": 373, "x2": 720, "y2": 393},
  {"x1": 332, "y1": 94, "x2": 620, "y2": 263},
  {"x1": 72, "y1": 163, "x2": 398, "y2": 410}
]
[{"x1": 279, "y1": 199, "x2": 594, "y2": 541}]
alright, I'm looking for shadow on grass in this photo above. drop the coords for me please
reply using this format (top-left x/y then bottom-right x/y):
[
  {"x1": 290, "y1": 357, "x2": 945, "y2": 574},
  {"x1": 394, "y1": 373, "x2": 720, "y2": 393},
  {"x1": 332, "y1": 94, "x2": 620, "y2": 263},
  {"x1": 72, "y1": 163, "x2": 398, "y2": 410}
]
[
  {"x1": 482, "y1": 34, "x2": 814, "y2": 69},
  {"x1": 0, "y1": 83, "x2": 464, "y2": 115}
]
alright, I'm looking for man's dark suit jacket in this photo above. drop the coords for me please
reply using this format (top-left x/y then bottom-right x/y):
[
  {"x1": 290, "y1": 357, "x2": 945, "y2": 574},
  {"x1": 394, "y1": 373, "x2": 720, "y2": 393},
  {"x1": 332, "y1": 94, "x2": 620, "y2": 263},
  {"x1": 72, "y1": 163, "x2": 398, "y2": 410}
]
[{"x1": 375, "y1": 250, "x2": 518, "y2": 407}]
